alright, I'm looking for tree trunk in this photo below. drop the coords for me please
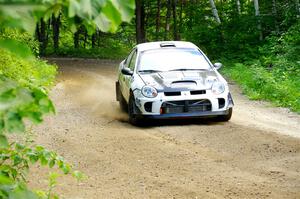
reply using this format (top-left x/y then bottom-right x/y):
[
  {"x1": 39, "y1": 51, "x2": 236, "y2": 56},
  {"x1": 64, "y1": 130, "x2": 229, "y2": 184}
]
[
  {"x1": 92, "y1": 32, "x2": 97, "y2": 48},
  {"x1": 52, "y1": 14, "x2": 60, "y2": 53},
  {"x1": 97, "y1": 31, "x2": 102, "y2": 47},
  {"x1": 236, "y1": 0, "x2": 241, "y2": 15},
  {"x1": 209, "y1": 0, "x2": 221, "y2": 24},
  {"x1": 155, "y1": 0, "x2": 161, "y2": 41},
  {"x1": 254, "y1": 0, "x2": 263, "y2": 41},
  {"x1": 37, "y1": 18, "x2": 48, "y2": 55},
  {"x1": 135, "y1": 0, "x2": 146, "y2": 44},
  {"x1": 272, "y1": 0, "x2": 279, "y2": 34},
  {"x1": 83, "y1": 29, "x2": 88, "y2": 49},
  {"x1": 296, "y1": 0, "x2": 300, "y2": 16},
  {"x1": 178, "y1": 0, "x2": 184, "y2": 40},
  {"x1": 172, "y1": 0, "x2": 179, "y2": 40},
  {"x1": 74, "y1": 30, "x2": 80, "y2": 49},
  {"x1": 165, "y1": 0, "x2": 172, "y2": 40}
]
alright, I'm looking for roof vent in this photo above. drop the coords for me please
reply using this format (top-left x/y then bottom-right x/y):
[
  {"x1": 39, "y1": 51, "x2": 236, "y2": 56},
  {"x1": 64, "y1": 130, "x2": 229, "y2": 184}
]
[{"x1": 160, "y1": 43, "x2": 176, "y2": 48}]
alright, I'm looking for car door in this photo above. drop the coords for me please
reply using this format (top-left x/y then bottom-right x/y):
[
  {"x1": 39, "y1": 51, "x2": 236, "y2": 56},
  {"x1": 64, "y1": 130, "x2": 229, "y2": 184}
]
[
  {"x1": 120, "y1": 49, "x2": 137, "y2": 101},
  {"x1": 123, "y1": 49, "x2": 138, "y2": 100}
]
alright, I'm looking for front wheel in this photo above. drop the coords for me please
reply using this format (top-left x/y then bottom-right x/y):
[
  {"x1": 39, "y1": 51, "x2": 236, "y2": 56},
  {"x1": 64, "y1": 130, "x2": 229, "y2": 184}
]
[
  {"x1": 116, "y1": 81, "x2": 127, "y2": 112},
  {"x1": 128, "y1": 95, "x2": 143, "y2": 125},
  {"x1": 216, "y1": 108, "x2": 232, "y2": 122}
]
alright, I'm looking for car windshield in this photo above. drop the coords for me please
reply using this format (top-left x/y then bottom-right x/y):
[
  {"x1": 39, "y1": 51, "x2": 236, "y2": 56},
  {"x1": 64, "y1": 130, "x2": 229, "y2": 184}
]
[{"x1": 138, "y1": 48, "x2": 212, "y2": 72}]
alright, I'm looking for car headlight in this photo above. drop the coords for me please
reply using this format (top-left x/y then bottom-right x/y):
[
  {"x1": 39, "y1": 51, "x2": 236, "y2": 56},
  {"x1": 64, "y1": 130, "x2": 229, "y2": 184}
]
[
  {"x1": 212, "y1": 82, "x2": 225, "y2": 95},
  {"x1": 141, "y1": 86, "x2": 158, "y2": 98}
]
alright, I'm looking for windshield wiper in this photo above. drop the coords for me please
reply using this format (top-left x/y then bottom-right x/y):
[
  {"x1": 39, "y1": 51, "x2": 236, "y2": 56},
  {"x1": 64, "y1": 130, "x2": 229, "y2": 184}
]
[
  {"x1": 138, "y1": 69, "x2": 162, "y2": 73},
  {"x1": 169, "y1": 68, "x2": 208, "y2": 72}
]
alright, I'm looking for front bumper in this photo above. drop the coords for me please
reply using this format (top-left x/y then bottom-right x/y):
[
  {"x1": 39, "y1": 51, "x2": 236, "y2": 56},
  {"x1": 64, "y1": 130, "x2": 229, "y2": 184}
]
[
  {"x1": 144, "y1": 110, "x2": 230, "y2": 119},
  {"x1": 133, "y1": 89, "x2": 234, "y2": 118}
]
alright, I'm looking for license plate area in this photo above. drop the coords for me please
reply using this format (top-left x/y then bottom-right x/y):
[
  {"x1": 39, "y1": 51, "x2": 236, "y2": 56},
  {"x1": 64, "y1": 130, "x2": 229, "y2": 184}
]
[{"x1": 161, "y1": 100, "x2": 212, "y2": 114}]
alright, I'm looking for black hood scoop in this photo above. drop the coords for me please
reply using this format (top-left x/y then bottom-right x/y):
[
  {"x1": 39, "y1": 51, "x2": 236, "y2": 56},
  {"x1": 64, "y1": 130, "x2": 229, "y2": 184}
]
[{"x1": 171, "y1": 80, "x2": 197, "y2": 88}]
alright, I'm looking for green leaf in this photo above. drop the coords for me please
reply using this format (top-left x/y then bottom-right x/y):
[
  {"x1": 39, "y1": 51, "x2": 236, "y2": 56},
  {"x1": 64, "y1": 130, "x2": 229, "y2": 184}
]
[
  {"x1": 26, "y1": 112, "x2": 43, "y2": 124},
  {"x1": 101, "y1": 1, "x2": 122, "y2": 32},
  {"x1": 72, "y1": 170, "x2": 84, "y2": 181},
  {"x1": 0, "y1": 174, "x2": 13, "y2": 184},
  {"x1": 5, "y1": 112, "x2": 25, "y2": 133},
  {"x1": 0, "y1": 134, "x2": 8, "y2": 148},
  {"x1": 40, "y1": 156, "x2": 48, "y2": 166},
  {"x1": 62, "y1": 164, "x2": 71, "y2": 174},
  {"x1": 80, "y1": 0, "x2": 92, "y2": 19},
  {"x1": 48, "y1": 159, "x2": 55, "y2": 168},
  {"x1": 12, "y1": 155, "x2": 22, "y2": 166},
  {"x1": 35, "y1": 145, "x2": 44, "y2": 152},
  {"x1": 111, "y1": 0, "x2": 135, "y2": 22},
  {"x1": 69, "y1": 0, "x2": 80, "y2": 18},
  {"x1": 0, "y1": 39, "x2": 34, "y2": 59},
  {"x1": 94, "y1": 13, "x2": 111, "y2": 32},
  {"x1": 15, "y1": 143, "x2": 25, "y2": 151},
  {"x1": 28, "y1": 153, "x2": 39, "y2": 164},
  {"x1": 0, "y1": 118, "x2": 4, "y2": 134}
]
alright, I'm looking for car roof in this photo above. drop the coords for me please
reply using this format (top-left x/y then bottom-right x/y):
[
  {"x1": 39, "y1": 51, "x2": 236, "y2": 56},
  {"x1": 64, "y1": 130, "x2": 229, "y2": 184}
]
[{"x1": 136, "y1": 41, "x2": 199, "y2": 52}]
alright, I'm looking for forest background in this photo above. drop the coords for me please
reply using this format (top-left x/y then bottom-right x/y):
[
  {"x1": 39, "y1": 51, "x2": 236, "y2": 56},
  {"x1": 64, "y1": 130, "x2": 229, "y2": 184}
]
[{"x1": 0, "y1": 0, "x2": 299, "y2": 198}]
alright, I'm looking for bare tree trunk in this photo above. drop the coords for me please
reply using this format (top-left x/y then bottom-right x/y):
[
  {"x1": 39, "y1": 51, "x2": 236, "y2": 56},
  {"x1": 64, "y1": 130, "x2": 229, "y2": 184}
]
[
  {"x1": 272, "y1": 0, "x2": 279, "y2": 34},
  {"x1": 97, "y1": 31, "x2": 102, "y2": 47},
  {"x1": 172, "y1": 0, "x2": 179, "y2": 40},
  {"x1": 136, "y1": 0, "x2": 146, "y2": 44},
  {"x1": 83, "y1": 29, "x2": 87, "y2": 49},
  {"x1": 178, "y1": 0, "x2": 184, "y2": 40},
  {"x1": 74, "y1": 30, "x2": 80, "y2": 48},
  {"x1": 165, "y1": 0, "x2": 172, "y2": 40},
  {"x1": 209, "y1": 0, "x2": 221, "y2": 24},
  {"x1": 254, "y1": 0, "x2": 263, "y2": 41},
  {"x1": 92, "y1": 32, "x2": 97, "y2": 48},
  {"x1": 156, "y1": 0, "x2": 161, "y2": 41},
  {"x1": 52, "y1": 14, "x2": 60, "y2": 53},
  {"x1": 296, "y1": 0, "x2": 300, "y2": 16},
  {"x1": 36, "y1": 18, "x2": 48, "y2": 55},
  {"x1": 236, "y1": 0, "x2": 241, "y2": 15}
]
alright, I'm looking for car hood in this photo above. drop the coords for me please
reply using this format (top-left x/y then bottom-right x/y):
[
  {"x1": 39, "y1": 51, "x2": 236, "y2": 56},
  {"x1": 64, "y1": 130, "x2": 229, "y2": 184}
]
[{"x1": 139, "y1": 70, "x2": 219, "y2": 91}]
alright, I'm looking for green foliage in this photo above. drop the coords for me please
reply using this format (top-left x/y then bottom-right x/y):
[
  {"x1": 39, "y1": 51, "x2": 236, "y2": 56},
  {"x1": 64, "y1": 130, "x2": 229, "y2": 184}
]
[
  {"x1": 0, "y1": 0, "x2": 135, "y2": 35},
  {"x1": 0, "y1": 0, "x2": 135, "y2": 59},
  {"x1": 0, "y1": 29, "x2": 40, "y2": 55},
  {"x1": 222, "y1": 62, "x2": 299, "y2": 112},
  {"x1": 0, "y1": 76, "x2": 55, "y2": 133},
  {"x1": 0, "y1": 49, "x2": 57, "y2": 90},
  {"x1": 0, "y1": 49, "x2": 80, "y2": 198},
  {"x1": 222, "y1": 21, "x2": 300, "y2": 113},
  {"x1": 0, "y1": 142, "x2": 83, "y2": 199},
  {"x1": 49, "y1": 46, "x2": 128, "y2": 59}
]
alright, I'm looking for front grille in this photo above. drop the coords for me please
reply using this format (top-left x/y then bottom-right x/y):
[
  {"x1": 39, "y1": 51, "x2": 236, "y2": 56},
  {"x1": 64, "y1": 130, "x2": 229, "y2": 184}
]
[
  {"x1": 164, "y1": 91, "x2": 181, "y2": 96},
  {"x1": 161, "y1": 99, "x2": 212, "y2": 114},
  {"x1": 190, "y1": 90, "x2": 206, "y2": 95}
]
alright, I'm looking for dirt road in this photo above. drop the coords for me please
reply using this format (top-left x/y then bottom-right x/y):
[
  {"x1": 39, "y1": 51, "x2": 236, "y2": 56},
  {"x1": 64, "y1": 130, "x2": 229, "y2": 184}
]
[{"x1": 30, "y1": 59, "x2": 300, "y2": 199}]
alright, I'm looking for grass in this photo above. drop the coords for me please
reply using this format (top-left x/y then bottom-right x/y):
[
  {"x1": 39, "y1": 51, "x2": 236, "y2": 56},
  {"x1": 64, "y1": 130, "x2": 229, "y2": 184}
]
[{"x1": 221, "y1": 61, "x2": 300, "y2": 113}]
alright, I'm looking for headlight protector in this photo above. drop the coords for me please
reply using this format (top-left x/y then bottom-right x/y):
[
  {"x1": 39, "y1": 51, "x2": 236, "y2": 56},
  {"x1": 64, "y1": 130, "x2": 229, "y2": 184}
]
[
  {"x1": 141, "y1": 85, "x2": 158, "y2": 98},
  {"x1": 212, "y1": 82, "x2": 225, "y2": 95}
]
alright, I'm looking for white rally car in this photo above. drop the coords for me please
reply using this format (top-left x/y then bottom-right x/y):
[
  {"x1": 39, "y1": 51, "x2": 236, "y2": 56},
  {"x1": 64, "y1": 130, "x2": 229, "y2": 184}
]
[{"x1": 116, "y1": 41, "x2": 234, "y2": 125}]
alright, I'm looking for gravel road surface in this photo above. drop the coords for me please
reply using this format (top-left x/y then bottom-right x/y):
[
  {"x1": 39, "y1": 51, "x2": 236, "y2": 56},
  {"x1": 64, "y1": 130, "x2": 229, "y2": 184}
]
[{"x1": 30, "y1": 59, "x2": 300, "y2": 199}]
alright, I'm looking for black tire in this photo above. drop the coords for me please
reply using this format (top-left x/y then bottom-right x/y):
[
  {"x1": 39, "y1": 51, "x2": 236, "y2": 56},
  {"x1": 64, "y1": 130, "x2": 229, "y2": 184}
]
[
  {"x1": 216, "y1": 108, "x2": 233, "y2": 122},
  {"x1": 128, "y1": 95, "x2": 143, "y2": 125},
  {"x1": 116, "y1": 82, "x2": 127, "y2": 112},
  {"x1": 119, "y1": 93, "x2": 128, "y2": 113}
]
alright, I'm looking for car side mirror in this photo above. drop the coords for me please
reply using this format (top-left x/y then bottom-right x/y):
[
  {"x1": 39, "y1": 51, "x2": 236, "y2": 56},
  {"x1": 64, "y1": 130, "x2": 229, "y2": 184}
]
[
  {"x1": 121, "y1": 67, "x2": 133, "y2": 76},
  {"x1": 214, "y1": 63, "x2": 223, "y2": 70}
]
